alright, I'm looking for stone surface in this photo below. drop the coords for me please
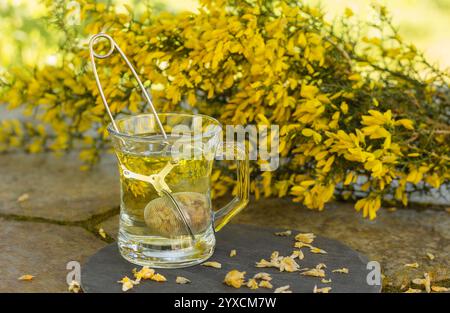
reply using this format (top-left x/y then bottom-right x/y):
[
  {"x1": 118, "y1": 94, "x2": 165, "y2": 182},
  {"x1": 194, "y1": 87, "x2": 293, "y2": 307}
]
[
  {"x1": 0, "y1": 152, "x2": 120, "y2": 222},
  {"x1": 0, "y1": 218, "x2": 106, "y2": 292},
  {"x1": 82, "y1": 224, "x2": 380, "y2": 293},
  {"x1": 0, "y1": 151, "x2": 448, "y2": 292}
]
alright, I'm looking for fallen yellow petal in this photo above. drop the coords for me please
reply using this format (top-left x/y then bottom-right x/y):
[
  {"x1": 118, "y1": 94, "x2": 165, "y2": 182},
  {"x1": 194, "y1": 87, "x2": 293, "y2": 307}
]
[
  {"x1": 313, "y1": 285, "x2": 332, "y2": 293},
  {"x1": 246, "y1": 279, "x2": 259, "y2": 290},
  {"x1": 274, "y1": 285, "x2": 292, "y2": 293},
  {"x1": 176, "y1": 276, "x2": 191, "y2": 284},
  {"x1": 224, "y1": 270, "x2": 246, "y2": 288},
  {"x1": 259, "y1": 280, "x2": 273, "y2": 289},
  {"x1": 117, "y1": 276, "x2": 137, "y2": 292},
  {"x1": 253, "y1": 272, "x2": 272, "y2": 281},
  {"x1": 404, "y1": 288, "x2": 422, "y2": 293},
  {"x1": 202, "y1": 261, "x2": 222, "y2": 269},
  {"x1": 295, "y1": 233, "x2": 316, "y2": 244},
  {"x1": 151, "y1": 273, "x2": 167, "y2": 282},
  {"x1": 17, "y1": 193, "x2": 30, "y2": 203},
  {"x1": 332, "y1": 268, "x2": 349, "y2": 274},
  {"x1": 291, "y1": 250, "x2": 304, "y2": 260},
  {"x1": 18, "y1": 274, "x2": 34, "y2": 281},
  {"x1": 255, "y1": 259, "x2": 277, "y2": 268},
  {"x1": 431, "y1": 286, "x2": 449, "y2": 292},
  {"x1": 310, "y1": 247, "x2": 327, "y2": 254},
  {"x1": 68, "y1": 280, "x2": 81, "y2": 293},
  {"x1": 133, "y1": 266, "x2": 155, "y2": 280},
  {"x1": 98, "y1": 228, "x2": 106, "y2": 239},
  {"x1": 279, "y1": 256, "x2": 300, "y2": 272},
  {"x1": 274, "y1": 230, "x2": 292, "y2": 236},
  {"x1": 301, "y1": 268, "x2": 325, "y2": 278}
]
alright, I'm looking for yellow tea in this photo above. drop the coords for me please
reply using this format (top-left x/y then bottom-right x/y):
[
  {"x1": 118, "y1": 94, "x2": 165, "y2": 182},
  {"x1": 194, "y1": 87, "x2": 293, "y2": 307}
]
[{"x1": 116, "y1": 148, "x2": 216, "y2": 267}]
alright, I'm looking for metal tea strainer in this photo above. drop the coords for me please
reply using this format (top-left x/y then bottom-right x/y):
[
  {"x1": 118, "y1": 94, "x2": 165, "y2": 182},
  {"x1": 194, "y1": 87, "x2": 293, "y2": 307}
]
[{"x1": 88, "y1": 33, "x2": 196, "y2": 241}]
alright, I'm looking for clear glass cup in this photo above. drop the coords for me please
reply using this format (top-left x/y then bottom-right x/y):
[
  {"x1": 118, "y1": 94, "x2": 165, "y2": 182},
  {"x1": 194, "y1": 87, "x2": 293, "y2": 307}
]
[{"x1": 108, "y1": 113, "x2": 249, "y2": 268}]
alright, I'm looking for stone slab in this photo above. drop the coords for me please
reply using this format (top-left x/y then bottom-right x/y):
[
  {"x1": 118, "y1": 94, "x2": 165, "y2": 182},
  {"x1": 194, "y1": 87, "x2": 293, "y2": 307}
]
[
  {"x1": 82, "y1": 224, "x2": 380, "y2": 293},
  {"x1": 0, "y1": 152, "x2": 120, "y2": 222},
  {"x1": 94, "y1": 197, "x2": 450, "y2": 289},
  {"x1": 0, "y1": 218, "x2": 106, "y2": 292}
]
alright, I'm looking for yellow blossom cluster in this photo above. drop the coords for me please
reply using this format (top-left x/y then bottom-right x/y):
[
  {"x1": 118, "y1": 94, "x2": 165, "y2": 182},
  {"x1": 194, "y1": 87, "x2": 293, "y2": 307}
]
[{"x1": 0, "y1": 0, "x2": 448, "y2": 218}]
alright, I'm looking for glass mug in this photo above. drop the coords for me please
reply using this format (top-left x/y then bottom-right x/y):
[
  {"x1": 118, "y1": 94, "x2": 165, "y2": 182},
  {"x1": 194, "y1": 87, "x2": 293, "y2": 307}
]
[{"x1": 108, "y1": 113, "x2": 249, "y2": 268}]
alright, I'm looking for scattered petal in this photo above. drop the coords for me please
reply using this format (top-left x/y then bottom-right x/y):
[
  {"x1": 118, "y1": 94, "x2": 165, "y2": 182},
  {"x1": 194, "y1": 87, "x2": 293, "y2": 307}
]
[
  {"x1": 404, "y1": 288, "x2": 422, "y2": 293},
  {"x1": 229, "y1": 249, "x2": 237, "y2": 257},
  {"x1": 404, "y1": 263, "x2": 419, "y2": 268},
  {"x1": 291, "y1": 250, "x2": 304, "y2": 260},
  {"x1": 133, "y1": 266, "x2": 155, "y2": 281},
  {"x1": 176, "y1": 276, "x2": 191, "y2": 284},
  {"x1": 98, "y1": 228, "x2": 106, "y2": 239},
  {"x1": 316, "y1": 263, "x2": 327, "y2": 270},
  {"x1": 424, "y1": 273, "x2": 431, "y2": 293},
  {"x1": 295, "y1": 233, "x2": 315, "y2": 244},
  {"x1": 387, "y1": 207, "x2": 397, "y2": 212},
  {"x1": 274, "y1": 230, "x2": 292, "y2": 236},
  {"x1": 412, "y1": 278, "x2": 426, "y2": 285},
  {"x1": 202, "y1": 261, "x2": 222, "y2": 269},
  {"x1": 279, "y1": 257, "x2": 300, "y2": 272},
  {"x1": 274, "y1": 285, "x2": 292, "y2": 293},
  {"x1": 301, "y1": 268, "x2": 325, "y2": 278},
  {"x1": 256, "y1": 259, "x2": 277, "y2": 268},
  {"x1": 321, "y1": 278, "x2": 332, "y2": 283},
  {"x1": 313, "y1": 285, "x2": 332, "y2": 293},
  {"x1": 151, "y1": 273, "x2": 167, "y2": 282},
  {"x1": 17, "y1": 193, "x2": 30, "y2": 203},
  {"x1": 270, "y1": 251, "x2": 280, "y2": 260},
  {"x1": 224, "y1": 270, "x2": 246, "y2": 288},
  {"x1": 246, "y1": 279, "x2": 259, "y2": 290},
  {"x1": 431, "y1": 286, "x2": 449, "y2": 292},
  {"x1": 68, "y1": 280, "x2": 81, "y2": 293},
  {"x1": 412, "y1": 273, "x2": 431, "y2": 293},
  {"x1": 18, "y1": 274, "x2": 34, "y2": 281},
  {"x1": 294, "y1": 242, "x2": 313, "y2": 249},
  {"x1": 117, "y1": 276, "x2": 137, "y2": 292},
  {"x1": 259, "y1": 280, "x2": 273, "y2": 289},
  {"x1": 253, "y1": 272, "x2": 272, "y2": 281},
  {"x1": 310, "y1": 247, "x2": 327, "y2": 254},
  {"x1": 426, "y1": 253, "x2": 435, "y2": 261},
  {"x1": 332, "y1": 268, "x2": 349, "y2": 274}
]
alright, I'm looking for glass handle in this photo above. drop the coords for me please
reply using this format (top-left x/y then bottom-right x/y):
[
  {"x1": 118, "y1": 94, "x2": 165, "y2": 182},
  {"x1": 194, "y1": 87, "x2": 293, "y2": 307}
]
[{"x1": 213, "y1": 141, "x2": 250, "y2": 231}]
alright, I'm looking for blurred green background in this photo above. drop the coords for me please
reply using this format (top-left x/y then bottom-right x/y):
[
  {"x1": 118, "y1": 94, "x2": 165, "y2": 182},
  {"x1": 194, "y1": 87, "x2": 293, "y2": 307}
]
[{"x1": 1, "y1": 0, "x2": 449, "y2": 72}]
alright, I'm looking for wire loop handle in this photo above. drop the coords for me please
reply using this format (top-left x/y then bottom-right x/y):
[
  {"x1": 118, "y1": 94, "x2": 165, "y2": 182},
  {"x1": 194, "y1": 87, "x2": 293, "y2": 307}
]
[
  {"x1": 88, "y1": 33, "x2": 167, "y2": 139},
  {"x1": 88, "y1": 33, "x2": 195, "y2": 241}
]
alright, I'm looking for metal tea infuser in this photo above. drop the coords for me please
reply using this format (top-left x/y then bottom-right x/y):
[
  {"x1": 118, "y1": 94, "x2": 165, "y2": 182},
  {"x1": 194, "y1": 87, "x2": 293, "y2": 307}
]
[{"x1": 89, "y1": 33, "x2": 196, "y2": 241}]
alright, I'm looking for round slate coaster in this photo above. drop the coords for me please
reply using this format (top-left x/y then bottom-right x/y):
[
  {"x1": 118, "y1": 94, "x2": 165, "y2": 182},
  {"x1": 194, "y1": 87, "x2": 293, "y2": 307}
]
[{"x1": 81, "y1": 224, "x2": 381, "y2": 293}]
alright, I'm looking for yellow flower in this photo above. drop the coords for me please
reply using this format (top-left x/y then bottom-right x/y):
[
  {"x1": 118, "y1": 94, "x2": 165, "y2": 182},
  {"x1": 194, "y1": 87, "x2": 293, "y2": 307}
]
[
  {"x1": 344, "y1": 7, "x2": 354, "y2": 17},
  {"x1": 354, "y1": 196, "x2": 381, "y2": 220},
  {"x1": 395, "y1": 119, "x2": 414, "y2": 130},
  {"x1": 301, "y1": 128, "x2": 322, "y2": 144},
  {"x1": 300, "y1": 84, "x2": 319, "y2": 99},
  {"x1": 340, "y1": 101, "x2": 349, "y2": 114}
]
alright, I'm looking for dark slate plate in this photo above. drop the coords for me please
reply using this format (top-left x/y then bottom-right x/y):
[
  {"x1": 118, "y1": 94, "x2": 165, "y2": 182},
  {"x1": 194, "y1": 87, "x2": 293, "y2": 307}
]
[{"x1": 81, "y1": 224, "x2": 381, "y2": 293}]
